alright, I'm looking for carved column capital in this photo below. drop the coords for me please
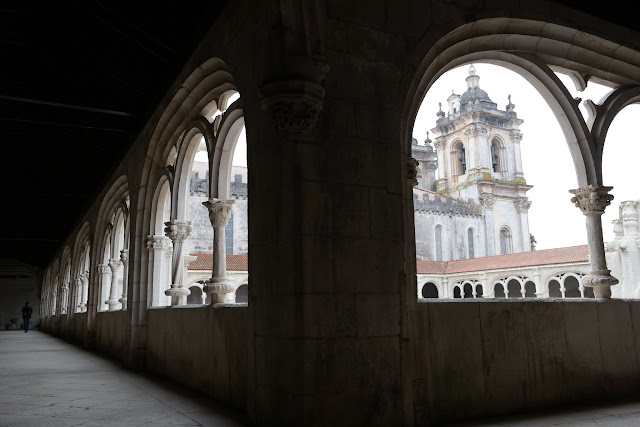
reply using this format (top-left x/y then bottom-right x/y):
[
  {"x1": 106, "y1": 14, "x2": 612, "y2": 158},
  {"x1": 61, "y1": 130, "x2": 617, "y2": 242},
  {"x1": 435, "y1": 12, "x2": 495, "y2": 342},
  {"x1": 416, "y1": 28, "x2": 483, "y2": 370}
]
[
  {"x1": 108, "y1": 259, "x2": 122, "y2": 272},
  {"x1": 434, "y1": 137, "x2": 446, "y2": 151},
  {"x1": 120, "y1": 248, "x2": 129, "y2": 265},
  {"x1": 147, "y1": 235, "x2": 172, "y2": 251},
  {"x1": 97, "y1": 264, "x2": 110, "y2": 274},
  {"x1": 514, "y1": 197, "x2": 532, "y2": 213},
  {"x1": 259, "y1": 79, "x2": 325, "y2": 139},
  {"x1": 164, "y1": 220, "x2": 192, "y2": 243},
  {"x1": 202, "y1": 199, "x2": 235, "y2": 228},
  {"x1": 479, "y1": 194, "x2": 495, "y2": 210},
  {"x1": 406, "y1": 157, "x2": 419, "y2": 187},
  {"x1": 570, "y1": 185, "x2": 614, "y2": 214}
]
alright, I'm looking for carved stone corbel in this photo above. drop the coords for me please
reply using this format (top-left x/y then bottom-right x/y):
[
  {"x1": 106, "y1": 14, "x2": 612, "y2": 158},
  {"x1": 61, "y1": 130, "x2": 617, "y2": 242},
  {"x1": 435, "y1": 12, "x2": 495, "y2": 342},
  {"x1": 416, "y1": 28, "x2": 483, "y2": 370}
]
[{"x1": 260, "y1": 79, "x2": 325, "y2": 140}]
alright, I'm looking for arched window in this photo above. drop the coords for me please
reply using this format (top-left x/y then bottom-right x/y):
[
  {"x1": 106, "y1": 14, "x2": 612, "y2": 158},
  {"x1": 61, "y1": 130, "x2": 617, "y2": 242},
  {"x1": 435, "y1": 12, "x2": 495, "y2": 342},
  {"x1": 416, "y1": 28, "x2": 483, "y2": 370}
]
[
  {"x1": 421, "y1": 282, "x2": 439, "y2": 298},
  {"x1": 499, "y1": 227, "x2": 512, "y2": 255},
  {"x1": 435, "y1": 225, "x2": 443, "y2": 261},
  {"x1": 451, "y1": 142, "x2": 466, "y2": 175},
  {"x1": 463, "y1": 283, "x2": 473, "y2": 298},
  {"x1": 507, "y1": 279, "x2": 522, "y2": 298},
  {"x1": 490, "y1": 139, "x2": 503, "y2": 173},
  {"x1": 524, "y1": 281, "x2": 536, "y2": 298},
  {"x1": 235, "y1": 284, "x2": 248, "y2": 303},
  {"x1": 453, "y1": 286, "x2": 462, "y2": 298},
  {"x1": 467, "y1": 228, "x2": 474, "y2": 259},
  {"x1": 549, "y1": 280, "x2": 562, "y2": 298},
  {"x1": 494, "y1": 283, "x2": 505, "y2": 298}
]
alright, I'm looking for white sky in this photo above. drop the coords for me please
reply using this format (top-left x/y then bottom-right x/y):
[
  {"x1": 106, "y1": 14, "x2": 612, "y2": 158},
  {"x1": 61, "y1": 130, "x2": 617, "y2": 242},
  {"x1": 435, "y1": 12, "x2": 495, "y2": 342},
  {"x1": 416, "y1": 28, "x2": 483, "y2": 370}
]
[{"x1": 412, "y1": 63, "x2": 639, "y2": 250}]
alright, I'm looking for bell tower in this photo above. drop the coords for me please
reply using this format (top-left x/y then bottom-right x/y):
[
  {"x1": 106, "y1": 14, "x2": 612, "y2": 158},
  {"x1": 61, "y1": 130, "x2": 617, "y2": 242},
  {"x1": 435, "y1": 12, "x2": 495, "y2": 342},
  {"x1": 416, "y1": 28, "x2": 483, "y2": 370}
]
[{"x1": 430, "y1": 65, "x2": 533, "y2": 255}]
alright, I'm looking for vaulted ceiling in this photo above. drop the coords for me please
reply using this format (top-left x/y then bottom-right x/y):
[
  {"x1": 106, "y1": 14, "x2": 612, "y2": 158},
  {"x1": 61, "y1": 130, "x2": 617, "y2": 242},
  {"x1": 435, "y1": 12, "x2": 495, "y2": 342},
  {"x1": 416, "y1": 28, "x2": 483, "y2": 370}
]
[{"x1": 0, "y1": 2, "x2": 226, "y2": 268}]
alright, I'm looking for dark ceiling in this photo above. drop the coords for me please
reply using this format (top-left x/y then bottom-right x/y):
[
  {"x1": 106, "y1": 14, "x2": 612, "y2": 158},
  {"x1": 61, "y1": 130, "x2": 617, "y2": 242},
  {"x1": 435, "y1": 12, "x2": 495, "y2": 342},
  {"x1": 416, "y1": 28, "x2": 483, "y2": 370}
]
[{"x1": 0, "y1": 2, "x2": 226, "y2": 268}]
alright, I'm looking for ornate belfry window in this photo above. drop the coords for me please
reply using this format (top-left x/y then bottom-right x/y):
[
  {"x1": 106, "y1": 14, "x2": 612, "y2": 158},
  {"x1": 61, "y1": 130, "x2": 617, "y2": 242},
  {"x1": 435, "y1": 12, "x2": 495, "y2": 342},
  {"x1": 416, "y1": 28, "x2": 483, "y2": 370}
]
[
  {"x1": 467, "y1": 228, "x2": 475, "y2": 259},
  {"x1": 499, "y1": 227, "x2": 512, "y2": 255},
  {"x1": 435, "y1": 225, "x2": 443, "y2": 261},
  {"x1": 450, "y1": 141, "x2": 466, "y2": 175},
  {"x1": 490, "y1": 139, "x2": 503, "y2": 173}
]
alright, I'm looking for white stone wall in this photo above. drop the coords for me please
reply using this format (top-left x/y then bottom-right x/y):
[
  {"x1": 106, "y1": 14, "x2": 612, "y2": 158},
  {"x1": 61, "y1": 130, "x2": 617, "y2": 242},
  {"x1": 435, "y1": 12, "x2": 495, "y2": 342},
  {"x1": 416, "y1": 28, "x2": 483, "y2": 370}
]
[{"x1": 414, "y1": 211, "x2": 485, "y2": 260}]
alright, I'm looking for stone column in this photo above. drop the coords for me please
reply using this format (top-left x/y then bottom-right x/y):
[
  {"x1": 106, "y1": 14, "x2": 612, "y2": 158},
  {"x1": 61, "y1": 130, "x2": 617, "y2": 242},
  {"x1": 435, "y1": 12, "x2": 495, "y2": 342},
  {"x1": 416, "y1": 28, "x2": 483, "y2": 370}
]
[
  {"x1": 106, "y1": 258, "x2": 122, "y2": 311},
  {"x1": 434, "y1": 138, "x2": 448, "y2": 193},
  {"x1": 164, "y1": 220, "x2": 192, "y2": 306},
  {"x1": 619, "y1": 201, "x2": 640, "y2": 297},
  {"x1": 511, "y1": 131, "x2": 524, "y2": 181},
  {"x1": 514, "y1": 197, "x2": 532, "y2": 252},
  {"x1": 79, "y1": 273, "x2": 88, "y2": 312},
  {"x1": 202, "y1": 199, "x2": 235, "y2": 303},
  {"x1": 533, "y1": 267, "x2": 544, "y2": 297},
  {"x1": 118, "y1": 249, "x2": 129, "y2": 310},
  {"x1": 480, "y1": 194, "x2": 496, "y2": 256},
  {"x1": 74, "y1": 278, "x2": 82, "y2": 313},
  {"x1": 570, "y1": 185, "x2": 618, "y2": 298},
  {"x1": 97, "y1": 264, "x2": 110, "y2": 309},
  {"x1": 147, "y1": 235, "x2": 172, "y2": 306},
  {"x1": 60, "y1": 281, "x2": 69, "y2": 314}
]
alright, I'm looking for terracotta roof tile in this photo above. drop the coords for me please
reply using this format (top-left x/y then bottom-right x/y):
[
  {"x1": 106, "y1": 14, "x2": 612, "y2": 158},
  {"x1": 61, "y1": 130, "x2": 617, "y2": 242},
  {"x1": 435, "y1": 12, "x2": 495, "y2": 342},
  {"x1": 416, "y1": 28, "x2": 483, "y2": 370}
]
[
  {"x1": 416, "y1": 245, "x2": 589, "y2": 274},
  {"x1": 188, "y1": 253, "x2": 247, "y2": 271}
]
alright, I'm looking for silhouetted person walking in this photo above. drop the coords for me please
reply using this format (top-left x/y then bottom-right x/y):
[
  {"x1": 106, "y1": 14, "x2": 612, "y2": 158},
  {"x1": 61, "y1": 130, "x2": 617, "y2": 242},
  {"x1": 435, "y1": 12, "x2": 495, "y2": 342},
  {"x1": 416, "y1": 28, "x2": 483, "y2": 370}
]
[{"x1": 22, "y1": 302, "x2": 32, "y2": 333}]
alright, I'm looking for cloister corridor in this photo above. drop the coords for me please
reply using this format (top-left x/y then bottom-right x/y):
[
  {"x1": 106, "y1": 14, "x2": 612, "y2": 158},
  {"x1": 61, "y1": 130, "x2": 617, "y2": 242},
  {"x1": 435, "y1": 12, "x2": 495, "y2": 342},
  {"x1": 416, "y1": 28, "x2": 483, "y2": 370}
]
[{"x1": 0, "y1": 331, "x2": 245, "y2": 426}]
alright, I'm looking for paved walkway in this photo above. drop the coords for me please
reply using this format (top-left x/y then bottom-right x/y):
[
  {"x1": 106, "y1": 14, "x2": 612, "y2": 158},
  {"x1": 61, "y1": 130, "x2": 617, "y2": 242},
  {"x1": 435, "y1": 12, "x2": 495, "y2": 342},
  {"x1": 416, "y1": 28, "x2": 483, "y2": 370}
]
[
  {"x1": 0, "y1": 331, "x2": 246, "y2": 426},
  {"x1": 4, "y1": 331, "x2": 640, "y2": 426},
  {"x1": 449, "y1": 398, "x2": 640, "y2": 426}
]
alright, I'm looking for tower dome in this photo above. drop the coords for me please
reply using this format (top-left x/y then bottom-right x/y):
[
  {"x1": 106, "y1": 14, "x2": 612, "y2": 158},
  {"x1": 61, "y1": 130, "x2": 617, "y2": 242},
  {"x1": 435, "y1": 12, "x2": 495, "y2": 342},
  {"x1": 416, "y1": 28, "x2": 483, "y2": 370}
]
[{"x1": 459, "y1": 65, "x2": 497, "y2": 112}]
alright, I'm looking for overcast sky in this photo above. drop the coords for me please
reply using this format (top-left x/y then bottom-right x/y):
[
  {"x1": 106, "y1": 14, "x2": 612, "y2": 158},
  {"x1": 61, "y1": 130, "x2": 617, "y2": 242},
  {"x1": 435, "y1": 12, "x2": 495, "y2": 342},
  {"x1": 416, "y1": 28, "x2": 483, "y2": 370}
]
[{"x1": 412, "y1": 63, "x2": 639, "y2": 250}]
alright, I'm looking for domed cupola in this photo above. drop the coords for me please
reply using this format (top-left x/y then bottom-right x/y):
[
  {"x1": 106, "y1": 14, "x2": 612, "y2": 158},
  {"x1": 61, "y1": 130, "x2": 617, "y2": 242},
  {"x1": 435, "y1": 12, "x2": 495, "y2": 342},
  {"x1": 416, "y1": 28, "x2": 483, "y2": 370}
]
[{"x1": 459, "y1": 65, "x2": 498, "y2": 113}]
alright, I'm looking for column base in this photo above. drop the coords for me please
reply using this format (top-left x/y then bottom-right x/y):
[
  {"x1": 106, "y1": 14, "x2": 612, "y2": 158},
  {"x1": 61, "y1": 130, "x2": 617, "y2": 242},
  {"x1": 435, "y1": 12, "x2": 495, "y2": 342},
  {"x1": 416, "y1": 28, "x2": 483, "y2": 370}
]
[
  {"x1": 118, "y1": 296, "x2": 127, "y2": 310},
  {"x1": 165, "y1": 284, "x2": 190, "y2": 306},
  {"x1": 204, "y1": 278, "x2": 234, "y2": 304},
  {"x1": 106, "y1": 298, "x2": 120, "y2": 311},
  {"x1": 583, "y1": 269, "x2": 619, "y2": 299}
]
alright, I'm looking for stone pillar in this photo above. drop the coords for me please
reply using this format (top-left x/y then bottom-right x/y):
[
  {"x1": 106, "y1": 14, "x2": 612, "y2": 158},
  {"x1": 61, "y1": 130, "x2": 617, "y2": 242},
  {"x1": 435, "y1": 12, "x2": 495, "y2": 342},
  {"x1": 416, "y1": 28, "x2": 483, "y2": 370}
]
[
  {"x1": 79, "y1": 273, "x2": 88, "y2": 312},
  {"x1": 619, "y1": 201, "x2": 640, "y2": 297},
  {"x1": 514, "y1": 197, "x2": 531, "y2": 252},
  {"x1": 570, "y1": 185, "x2": 618, "y2": 298},
  {"x1": 147, "y1": 235, "x2": 172, "y2": 306},
  {"x1": 511, "y1": 131, "x2": 524, "y2": 181},
  {"x1": 74, "y1": 278, "x2": 82, "y2": 313},
  {"x1": 60, "y1": 281, "x2": 69, "y2": 314},
  {"x1": 106, "y1": 258, "x2": 122, "y2": 311},
  {"x1": 164, "y1": 220, "x2": 192, "y2": 306},
  {"x1": 480, "y1": 194, "x2": 496, "y2": 256},
  {"x1": 118, "y1": 249, "x2": 129, "y2": 310},
  {"x1": 434, "y1": 138, "x2": 447, "y2": 193},
  {"x1": 533, "y1": 267, "x2": 544, "y2": 297},
  {"x1": 97, "y1": 264, "x2": 110, "y2": 309},
  {"x1": 202, "y1": 199, "x2": 235, "y2": 303}
]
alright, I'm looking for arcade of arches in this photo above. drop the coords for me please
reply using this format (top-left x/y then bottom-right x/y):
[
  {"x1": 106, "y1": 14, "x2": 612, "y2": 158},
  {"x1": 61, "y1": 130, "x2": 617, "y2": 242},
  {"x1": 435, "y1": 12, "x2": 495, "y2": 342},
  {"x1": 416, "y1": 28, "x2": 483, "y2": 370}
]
[{"x1": 11, "y1": 2, "x2": 640, "y2": 425}]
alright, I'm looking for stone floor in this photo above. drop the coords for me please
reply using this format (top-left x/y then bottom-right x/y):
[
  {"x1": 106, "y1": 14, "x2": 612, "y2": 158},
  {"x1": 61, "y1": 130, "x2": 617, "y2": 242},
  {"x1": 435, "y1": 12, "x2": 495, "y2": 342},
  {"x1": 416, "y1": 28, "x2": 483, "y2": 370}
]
[
  {"x1": 4, "y1": 330, "x2": 640, "y2": 426},
  {"x1": 449, "y1": 398, "x2": 640, "y2": 426},
  {"x1": 0, "y1": 330, "x2": 246, "y2": 426}
]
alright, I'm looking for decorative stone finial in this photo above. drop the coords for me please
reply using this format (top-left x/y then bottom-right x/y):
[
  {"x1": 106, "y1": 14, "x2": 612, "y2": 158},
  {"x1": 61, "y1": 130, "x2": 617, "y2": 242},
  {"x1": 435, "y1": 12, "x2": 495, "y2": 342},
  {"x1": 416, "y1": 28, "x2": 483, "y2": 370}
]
[
  {"x1": 506, "y1": 94, "x2": 515, "y2": 111},
  {"x1": 468, "y1": 64, "x2": 476, "y2": 75},
  {"x1": 437, "y1": 102, "x2": 445, "y2": 118}
]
